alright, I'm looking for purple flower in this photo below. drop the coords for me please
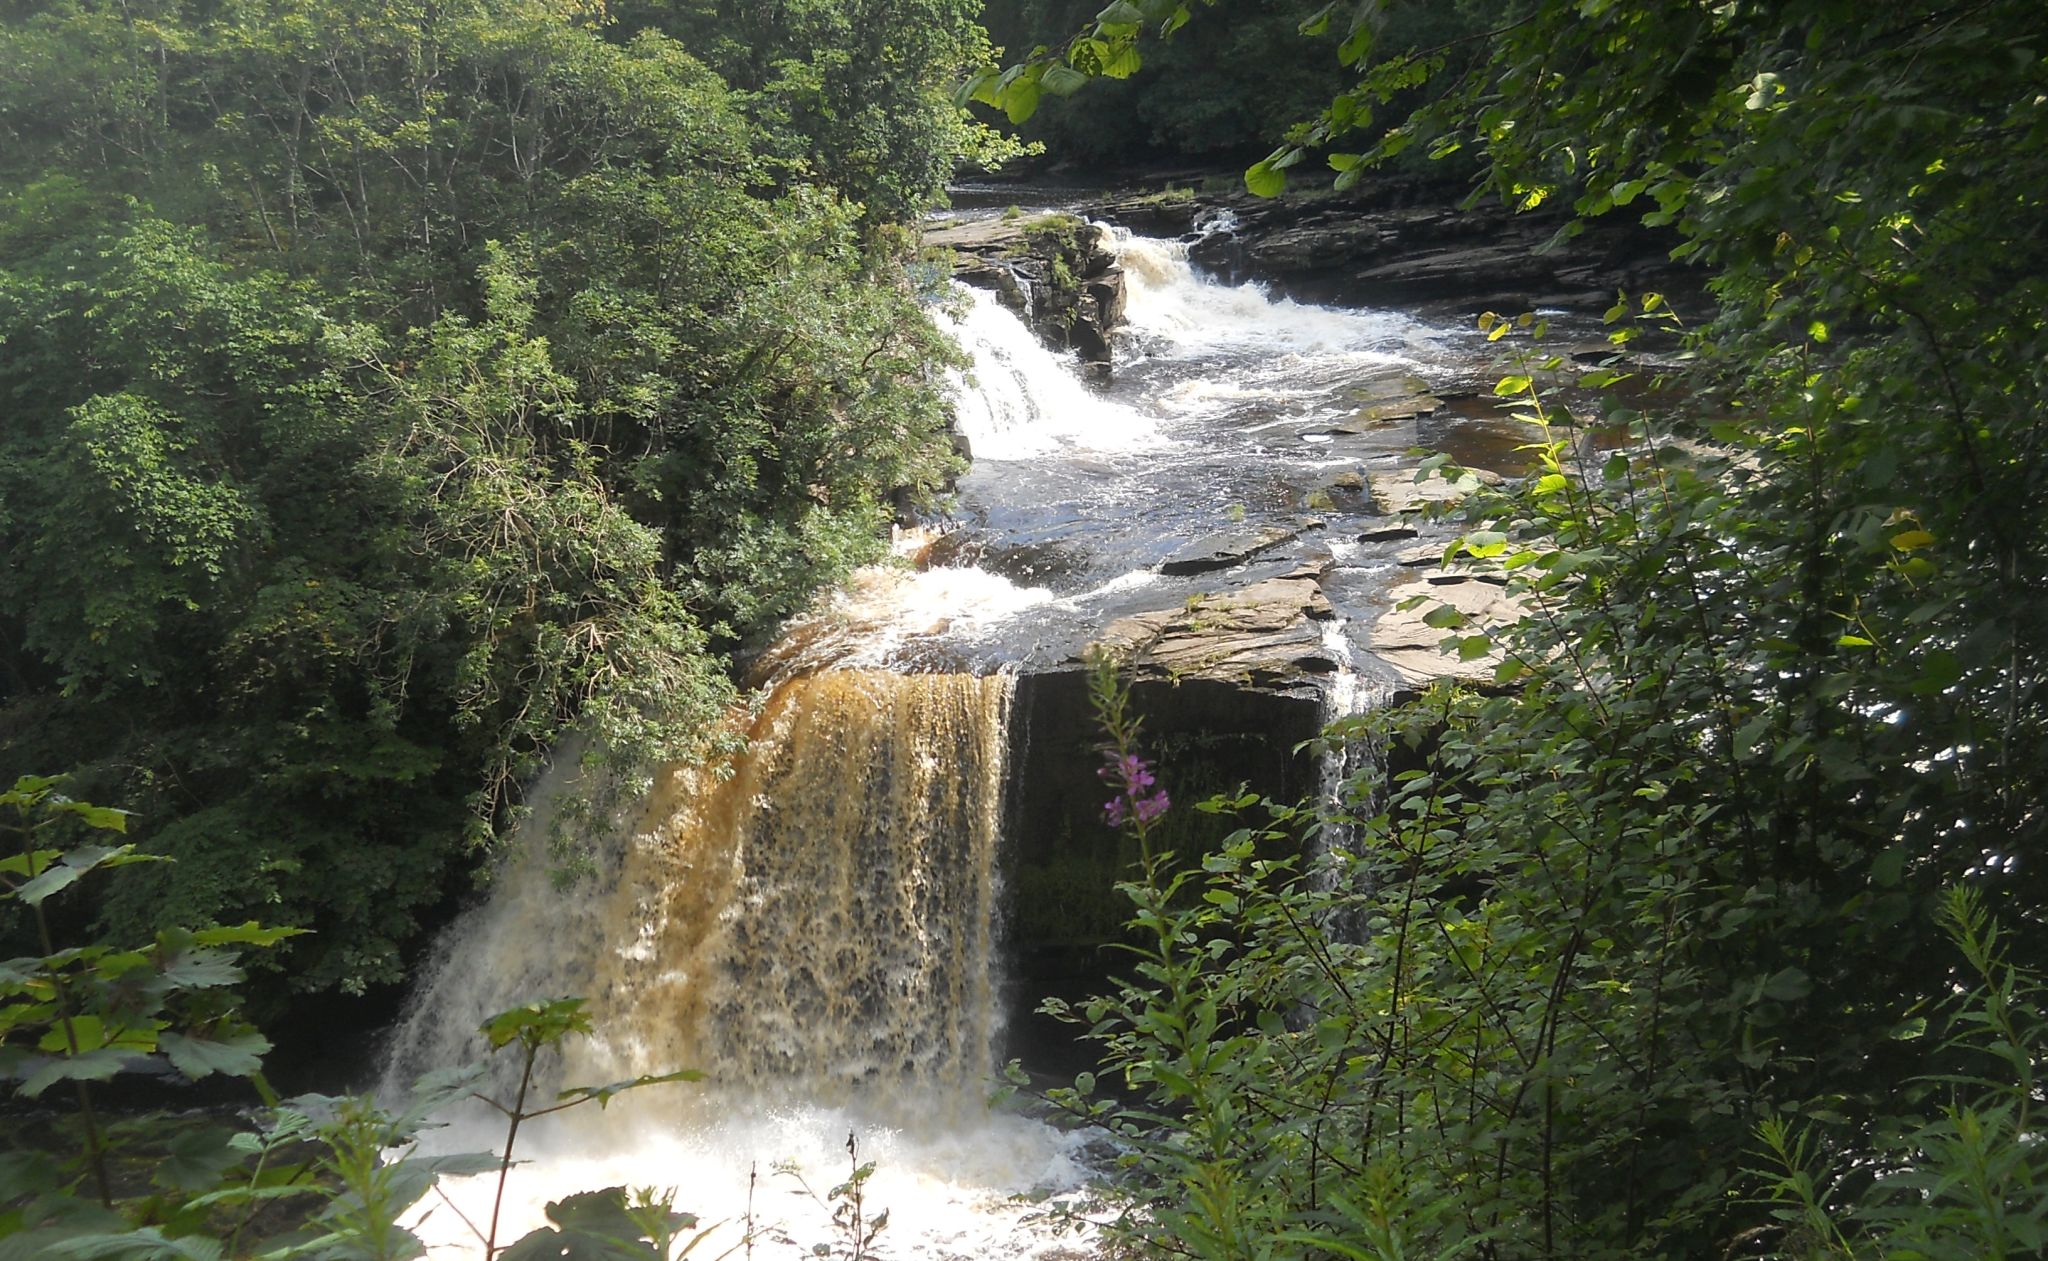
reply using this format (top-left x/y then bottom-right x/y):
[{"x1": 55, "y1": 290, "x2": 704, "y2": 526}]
[
  {"x1": 1133, "y1": 790, "x2": 1170, "y2": 825},
  {"x1": 1101, "y1": 750, "x2": 1170, "y2": 830}
]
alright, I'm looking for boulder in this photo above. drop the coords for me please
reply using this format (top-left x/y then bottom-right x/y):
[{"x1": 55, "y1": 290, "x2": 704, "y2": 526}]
[
  {"x1": 1159, "y1": 519, "x2": 1324, "y2": 576},
  {"x1": 924, "y1": 214, "x2": 1129, "y2": 366},
  {"x1": 1092, "y1": 569, "x2": 1337, "y2": 694},
  {"x1": 1371, "y1": 574, "x2": 1530, "y2": 688},
  {"x1": 1369, "y1": 466, "x2": 1504, "y2": 514}
]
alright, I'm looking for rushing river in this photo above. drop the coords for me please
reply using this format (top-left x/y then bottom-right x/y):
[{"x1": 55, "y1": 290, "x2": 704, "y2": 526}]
[{"x1": 380, "y1": 214, "x2": 1535, "y2": 1259}]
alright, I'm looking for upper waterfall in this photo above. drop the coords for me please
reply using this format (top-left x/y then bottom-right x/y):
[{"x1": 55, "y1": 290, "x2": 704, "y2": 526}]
[{"x1": 940, "y1": 283, "x2": 1161, "y2": 461}]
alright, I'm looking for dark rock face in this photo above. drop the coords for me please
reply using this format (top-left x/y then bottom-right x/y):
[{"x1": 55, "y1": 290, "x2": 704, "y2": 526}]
[
  {"x1": 923, "y1": 214, "x2": 1129, "y2": 369},
  {"x1": 999, "y1": 666, "x2": 1326, "y2": 1073},
  {"x1": 1158, "y1": 518, "x2": 1324, "y2": 576},
  {"x1": 1088, "y1": 180, "x2": 1697, "y2": 317}
]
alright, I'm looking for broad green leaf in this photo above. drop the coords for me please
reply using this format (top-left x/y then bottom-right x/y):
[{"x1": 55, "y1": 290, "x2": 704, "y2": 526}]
[
  {"x1": 38, "y1": 1016, "x2": 157, "y2": 1056},
  {"x1": 48, "y1": 802, "x2": 129, "y2": 833},
  {"x1": 0, "y1": 850, "x2": 62, "y2": 879},
  {"x1": 158, "y1": 945, "x2": 245, "y2": 990},
  {"x1": 1889, "y1": 529, "x2": 1935, "y2": 550},
  {"x1": 556, "y1": 1068, "x2": 705, "y2": 1108},
  {"x1": 190, "y1": 922, "x2": 305, "y2": 948},
  {"x1": 1244, "y1": 159, "x2": 1285, "y2": 198},
  {"x1": 482, "y1": 997, "x2": 592, "y2": 1049},
  {"x1": 157, "y1": 1127, "x2": 248, "y2": 1193},
  {"x1": 1761, "y1": 968, "x2": 1812, "y2": 1002},
  {"x1": 160, "y1": 1030, "x2": 270, "y2": 1080},
  {"x1": 1040, "y1": 64, "x2": 1089, "y2": 96},
  {"x1": 1422, "y1": 605, "x2": 1468, "y2": 629},
  {"x1": 45, "y1": 1228, "x2": 224, "y2": 1261},
  {"x1": 1002, "y1": 79, "x2": 1042, "y2": 124},
  {"x1": 1460, "y1": 530, "x2": 1509, "y2": 558},
  {"x1": 16, "y1": 846, "x2": 151, "y2": 906},
  {"x1": 1098, "y1": 41, "x2": 1143, "y2": 77},
  {"x1": 500, "y1": 1188, "x2": 649, "y2": 1261},
  {"x1": 20, "y1": 1047, "x2": 132, "y2": 1098}
]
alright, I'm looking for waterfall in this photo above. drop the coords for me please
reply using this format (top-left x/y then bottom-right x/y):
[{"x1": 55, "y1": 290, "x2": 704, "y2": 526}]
[
  {"x1": 1312, "y1": 620, "x2": 1395, "y2": 943},
  {"x1": 940, "y1": 283, "x2": 1159, "y2": 460},
  {"x1": 376, "y1": 740, "x2": 627, "y2": 1100},
  {"x1": 381, "y1": 669, "x2": 1092, "y2": 1260},
  {"x1": 375, "y1": 213, "x2": 1483, "y2": 1259},
  {"x1": 576, "y1": 670, "x2": 1011, "y2": 1103},
  {"x1": 1110, "y1": 227, "x2": 1426, "y2": 358}
]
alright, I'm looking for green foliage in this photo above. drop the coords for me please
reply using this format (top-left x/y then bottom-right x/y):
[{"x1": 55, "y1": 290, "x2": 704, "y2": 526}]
[
  {"x1": 970, "y1": 0, "x2": 1493, "y2": 171},
  {"x1": 1753, "y1": 889, "x2": 2048, "y2": 1261},
  {"x1": 0, "y1": 0, "x2": 971, "y2": 996},
  {"x1": 1057, "y1": 292, "x2": 2048, "y2": 1256},
  {"x1": 1009, "y1": 4, "x2": 2048, "y2": 1257},
  {"x1": 611, "y1": 0, "x2": 1004, "y2": 220},
  {"x1": 770, "y1": 1134, "x2": 888, "y2": 1261},
  {"x1": 2, "y1": 811, "x2": 704, "y2": 1261},
  {"x1": 2, "y1": 776, "x2": 293, "y2": 1211}
]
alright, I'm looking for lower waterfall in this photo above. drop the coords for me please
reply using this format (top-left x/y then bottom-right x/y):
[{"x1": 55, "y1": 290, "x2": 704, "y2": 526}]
[
  {"x1": 581, "y1": 670, "x2": 1009, "y2": 1100},
  {"x1": 383, "y1": 669, "x2": 1093, "y2": 1260}
]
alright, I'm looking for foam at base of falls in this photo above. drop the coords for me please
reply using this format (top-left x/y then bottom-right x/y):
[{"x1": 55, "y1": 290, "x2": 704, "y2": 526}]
[
  {"x1": 380, "y1": 671, "x2": 1076, "y2": 1261},
  {"x1": 406, "y1": 1094, "x2": 1099, "y2": 1261}
]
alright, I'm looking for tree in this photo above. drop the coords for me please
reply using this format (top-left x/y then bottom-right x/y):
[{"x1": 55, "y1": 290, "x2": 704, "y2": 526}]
[
  {"x1": 981, "y1": 2, "x2": 2048, "y2": 1256},
  {"x1": 0, "y1": 0, "x2": 965, "y2": 999}
]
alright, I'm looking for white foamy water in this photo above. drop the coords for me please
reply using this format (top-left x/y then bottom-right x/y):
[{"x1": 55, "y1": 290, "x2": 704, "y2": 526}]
[
  {"x1": 1111, "y1": 226, "x2": 1431, "y2": 359},
  {"x1": 755, "y1": 563, "x2": 1055, "y2": 674},
  {"x1": 941, "y1": 284, "x2": 1162, "y2": 460},
  {"x1": 406, "y1": 1098, "x2": 1097, "y2": 1261},
  {"x1": 382, "y1": 672, "x2": 1101, "y2": 1261}
]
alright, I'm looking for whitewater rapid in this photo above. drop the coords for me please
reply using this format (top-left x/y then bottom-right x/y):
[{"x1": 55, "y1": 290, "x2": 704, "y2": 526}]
[{"x1": 379, "y1": 218, "x2": 1477, "y2": 1261}]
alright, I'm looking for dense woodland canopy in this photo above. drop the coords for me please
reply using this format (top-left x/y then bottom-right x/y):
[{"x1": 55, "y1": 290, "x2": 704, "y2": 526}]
[
  {"x1": 974, "y1": 1, "x2": 2048, "y2": 1258},
  {"x1": 0, "y1": 0, "x2": 992, "y2": 999},
  {"x1": 3, "y1": 0, "x2": 2047, "y2": 1258}
]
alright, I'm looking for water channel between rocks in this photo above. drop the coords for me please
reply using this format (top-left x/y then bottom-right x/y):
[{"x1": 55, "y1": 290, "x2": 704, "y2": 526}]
[{"x1": 379, "y1": 217, "x2": 1555, "y2": 1259}]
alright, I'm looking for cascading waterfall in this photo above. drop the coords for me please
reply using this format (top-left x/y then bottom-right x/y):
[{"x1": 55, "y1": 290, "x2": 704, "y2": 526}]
[
  {"x1": 941, "y1": 283, "x2": 1160, "y2": 460},
  {"x1": 376, "y1": 739, "x2": 626, "y2": 1100},
  {"x1": 1306, "y1": 607, "x2": 1399, "y2": 953},
  {"x1": 379, "y1": 214, "x2": 1489, "y2": 1259},
  {"x1": 576, "y1": 670, "x2": 1010, "y2": 1104},
  {"x1": 382, "y1": 669, "x2": 1093, "y2": 1260}
]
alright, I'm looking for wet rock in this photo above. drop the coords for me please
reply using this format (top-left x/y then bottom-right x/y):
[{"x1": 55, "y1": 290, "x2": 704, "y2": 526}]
[
  {"x1": 1089, "y1": 182, "x2": 1698, "y2": 317},
  {"x1": 1358, "y1": 522, "x2": 1420, "y2": 543},
  {"x1": 1369, "y1": 466, "x2": 1504, "y2": 514},
  {"x1": 1086, "y1": 268, "x2": 1127, "y2": 328},
  {"x1": 1159, "y1": 518, "x2": 1324, "y2": 576},
  {"x1": 1322, "y1": 395, "x2": 1444, "y2": 435},
  {"x1": 1092, "y1": 571, "x2": 1337, "y2": 694},
  {"x1": 1244, "y1": 219, "x2": 1385, "y2": 273},
  {"x1": 924, "y1": 214, "x2": 1128, "y2": 367},
  {"x1": 1371, "y1": 574, "x2": 1530, "y2": 688}
]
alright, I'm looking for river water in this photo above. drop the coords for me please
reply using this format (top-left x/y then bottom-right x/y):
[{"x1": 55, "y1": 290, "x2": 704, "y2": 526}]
[{"x1": 381, "y1": 215, "x2": 1537, "y2": 1259}]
